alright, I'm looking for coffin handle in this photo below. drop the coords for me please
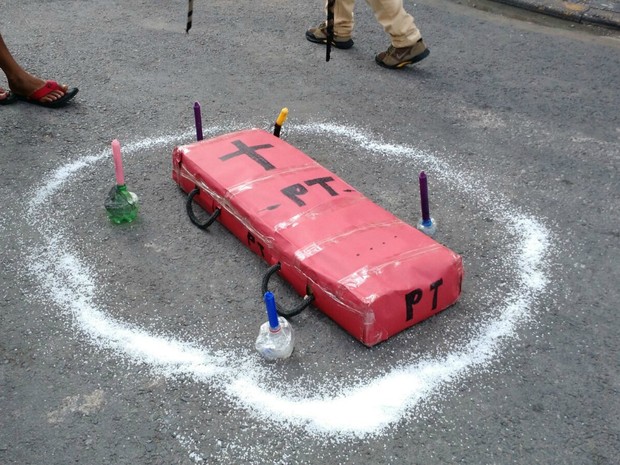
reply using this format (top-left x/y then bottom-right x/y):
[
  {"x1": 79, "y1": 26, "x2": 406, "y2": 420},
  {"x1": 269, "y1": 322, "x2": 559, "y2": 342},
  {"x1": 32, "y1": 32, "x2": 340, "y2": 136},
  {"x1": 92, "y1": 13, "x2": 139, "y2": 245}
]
[
  {"x1": 261, "y1": 262, "x2": 314, "y2": 317},
  {"x1": 186, "y1": 187, "x2": 221, "y2": 230}
]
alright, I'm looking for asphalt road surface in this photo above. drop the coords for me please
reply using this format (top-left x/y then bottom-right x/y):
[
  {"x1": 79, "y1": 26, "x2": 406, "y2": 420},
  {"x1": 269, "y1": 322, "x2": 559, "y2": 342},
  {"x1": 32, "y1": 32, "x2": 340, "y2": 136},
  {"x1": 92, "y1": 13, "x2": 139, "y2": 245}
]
[{"x1": 1, "y1": 1, "x2": 619, "y2": 464}]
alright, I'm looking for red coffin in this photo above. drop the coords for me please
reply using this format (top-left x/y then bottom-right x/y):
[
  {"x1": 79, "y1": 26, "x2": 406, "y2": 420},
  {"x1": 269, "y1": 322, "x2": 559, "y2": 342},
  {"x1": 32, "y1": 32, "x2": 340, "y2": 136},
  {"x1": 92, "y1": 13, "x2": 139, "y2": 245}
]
[{"x1": 172, "y1": 129, "x2": 463, "y2": 346}]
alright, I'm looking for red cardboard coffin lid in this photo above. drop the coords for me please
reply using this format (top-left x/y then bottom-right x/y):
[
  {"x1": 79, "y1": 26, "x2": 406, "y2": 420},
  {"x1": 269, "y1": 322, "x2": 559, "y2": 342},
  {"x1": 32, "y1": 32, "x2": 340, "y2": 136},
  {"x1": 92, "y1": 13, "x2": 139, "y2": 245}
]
[{"x1": 172, "y1": 128, "x2": 463, "y2": 346}]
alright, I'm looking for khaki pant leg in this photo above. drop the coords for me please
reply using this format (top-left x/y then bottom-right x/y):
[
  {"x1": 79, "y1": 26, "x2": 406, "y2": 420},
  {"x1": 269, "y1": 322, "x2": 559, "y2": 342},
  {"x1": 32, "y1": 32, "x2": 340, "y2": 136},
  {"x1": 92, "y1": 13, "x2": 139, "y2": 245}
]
[
  {"x1": 324, "y1": 0, "x2": 356, "y2": 37},
  {"x1": 365, "y1": 0, "x2": 421, "y2": 47}
]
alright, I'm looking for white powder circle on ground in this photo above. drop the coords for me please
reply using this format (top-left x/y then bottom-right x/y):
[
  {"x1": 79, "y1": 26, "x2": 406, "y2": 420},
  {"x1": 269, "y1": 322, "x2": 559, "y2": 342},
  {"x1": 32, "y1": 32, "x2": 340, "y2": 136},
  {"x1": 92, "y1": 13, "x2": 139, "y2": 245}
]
[{"x1": 24, "y1": 122, "x2": 551, "y2": 438}]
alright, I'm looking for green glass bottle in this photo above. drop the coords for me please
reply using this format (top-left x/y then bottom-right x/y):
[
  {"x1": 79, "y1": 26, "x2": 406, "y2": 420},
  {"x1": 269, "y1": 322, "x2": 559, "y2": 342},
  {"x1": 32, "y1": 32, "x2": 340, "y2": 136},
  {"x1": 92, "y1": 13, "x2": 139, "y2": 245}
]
[
  {"x1": 105, "y1": 139, "x2": 139, "y2": 224},
  {"x1": 105, "y1": 184, "x2": 139, "y2": 224}
]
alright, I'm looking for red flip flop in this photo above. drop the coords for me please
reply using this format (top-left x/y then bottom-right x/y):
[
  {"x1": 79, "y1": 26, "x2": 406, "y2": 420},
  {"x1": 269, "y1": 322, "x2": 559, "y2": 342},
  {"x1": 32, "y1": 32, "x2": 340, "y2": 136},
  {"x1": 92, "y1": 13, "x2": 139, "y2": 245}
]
[{"x1": 18, "y1": 80, "x2": 79, "y2": 108}]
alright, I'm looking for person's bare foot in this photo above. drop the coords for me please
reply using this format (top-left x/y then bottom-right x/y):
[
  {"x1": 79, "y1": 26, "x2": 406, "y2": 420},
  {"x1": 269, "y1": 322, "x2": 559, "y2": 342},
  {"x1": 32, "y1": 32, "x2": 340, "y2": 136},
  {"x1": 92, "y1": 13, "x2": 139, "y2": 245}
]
[
  {"x1": 8, "y1": 72, "x2": 70, "y2": 104},
  {"x1": 0, "y1": 86, "x2": 16, "y2": 105}
]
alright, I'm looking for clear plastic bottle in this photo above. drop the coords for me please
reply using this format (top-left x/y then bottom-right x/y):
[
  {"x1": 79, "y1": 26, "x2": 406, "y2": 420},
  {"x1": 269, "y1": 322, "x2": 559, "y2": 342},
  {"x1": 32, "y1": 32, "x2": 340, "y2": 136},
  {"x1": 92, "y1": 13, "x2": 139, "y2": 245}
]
[
  {"x1": 255, "y1": 292, "x2": 295, "y2": 360},
  {"x1": 416, "y1": 217, "x2": 437, "y2": 236}
]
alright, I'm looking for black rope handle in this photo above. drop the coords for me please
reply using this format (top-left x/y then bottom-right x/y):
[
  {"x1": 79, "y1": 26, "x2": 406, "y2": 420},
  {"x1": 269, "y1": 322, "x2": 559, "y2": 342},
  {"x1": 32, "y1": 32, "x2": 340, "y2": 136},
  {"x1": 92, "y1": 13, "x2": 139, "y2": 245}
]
[
  {"x1": 186, "y1": 187, "x2": 221, "y2": 229},
  {"x1": 261, "y1": 263, "x2": 314, "y2": 317}
]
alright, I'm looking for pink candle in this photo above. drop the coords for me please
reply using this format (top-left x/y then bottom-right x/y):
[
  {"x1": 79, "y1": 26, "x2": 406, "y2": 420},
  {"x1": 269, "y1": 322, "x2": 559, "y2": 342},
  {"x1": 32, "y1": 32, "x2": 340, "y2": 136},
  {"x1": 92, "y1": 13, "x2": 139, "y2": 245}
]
[{"x1": 111, "y1": 139, "x2": 125, "y2": 186}]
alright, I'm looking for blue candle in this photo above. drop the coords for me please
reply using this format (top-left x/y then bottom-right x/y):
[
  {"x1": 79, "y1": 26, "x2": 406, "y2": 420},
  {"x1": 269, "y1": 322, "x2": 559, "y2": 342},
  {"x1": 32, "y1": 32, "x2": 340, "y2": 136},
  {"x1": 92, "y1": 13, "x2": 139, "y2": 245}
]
[{"x1": 264, "y1": 292, "x2": 280, "y2": 331}]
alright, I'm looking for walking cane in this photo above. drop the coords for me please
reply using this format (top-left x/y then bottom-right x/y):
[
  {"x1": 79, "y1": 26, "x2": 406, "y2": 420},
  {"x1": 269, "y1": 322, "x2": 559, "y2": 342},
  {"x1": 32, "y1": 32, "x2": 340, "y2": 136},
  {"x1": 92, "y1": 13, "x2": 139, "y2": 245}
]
[
  {"x1": 326, "y1": 0, "x2": 335, "y2": 61},
  {"x1": 186, "y1": 0, "x2": 194, "y2": 33}
]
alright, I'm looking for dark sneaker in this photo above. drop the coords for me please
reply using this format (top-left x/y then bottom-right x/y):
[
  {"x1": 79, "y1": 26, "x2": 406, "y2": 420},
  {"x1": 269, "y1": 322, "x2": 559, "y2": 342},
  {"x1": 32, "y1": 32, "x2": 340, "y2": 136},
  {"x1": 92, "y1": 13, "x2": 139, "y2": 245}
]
[
  {"x1": 306, "y1": 22, "x2": 354, "y2": 50},
  {"x1": 375, "y1": 39, "x2": 430, "y2": 69}
]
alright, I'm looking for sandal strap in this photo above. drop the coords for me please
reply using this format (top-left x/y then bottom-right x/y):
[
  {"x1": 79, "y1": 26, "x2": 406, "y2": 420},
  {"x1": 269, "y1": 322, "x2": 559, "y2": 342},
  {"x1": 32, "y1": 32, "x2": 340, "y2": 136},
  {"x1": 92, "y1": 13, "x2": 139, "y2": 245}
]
[{"x1": 29, "y1": 80, "x2": 62, "y2": 101}]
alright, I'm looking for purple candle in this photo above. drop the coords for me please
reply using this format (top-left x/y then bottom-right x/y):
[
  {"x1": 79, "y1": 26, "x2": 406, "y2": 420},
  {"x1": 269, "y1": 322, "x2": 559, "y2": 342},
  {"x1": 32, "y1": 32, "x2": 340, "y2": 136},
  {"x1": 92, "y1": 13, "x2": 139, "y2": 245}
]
[
  {"x1": 193, "y1": 101, "x2": 203, "y2": 141},
  {"x1": 419, "y1": 171, "x2": 431, "y2": 224}
]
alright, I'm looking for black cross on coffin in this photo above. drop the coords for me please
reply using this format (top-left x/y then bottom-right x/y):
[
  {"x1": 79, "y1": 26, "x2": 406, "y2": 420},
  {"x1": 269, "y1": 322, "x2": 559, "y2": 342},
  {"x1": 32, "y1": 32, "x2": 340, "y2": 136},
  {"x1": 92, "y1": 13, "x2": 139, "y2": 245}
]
[{"x1": 219, "y1": 140, "x2": 275, "y2": 171}]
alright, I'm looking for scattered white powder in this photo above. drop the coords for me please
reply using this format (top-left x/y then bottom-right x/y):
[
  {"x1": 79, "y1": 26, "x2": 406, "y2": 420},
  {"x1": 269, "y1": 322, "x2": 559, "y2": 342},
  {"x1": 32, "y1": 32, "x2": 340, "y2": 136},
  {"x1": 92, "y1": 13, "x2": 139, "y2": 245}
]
[
  {"x1": 175, "y1": 430, "x2": 205, "y2": 463},
  {"x1": 24, "y1": 123, "x2": 552, "y2": 439},
  {"x1": 29, "y1": 131, "x2": 192, "y2": 213}
]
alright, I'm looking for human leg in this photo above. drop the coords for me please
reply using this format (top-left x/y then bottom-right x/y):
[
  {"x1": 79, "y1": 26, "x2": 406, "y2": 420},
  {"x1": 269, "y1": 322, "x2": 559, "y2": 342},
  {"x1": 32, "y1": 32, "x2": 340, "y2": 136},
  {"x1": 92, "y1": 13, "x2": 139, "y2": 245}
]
[
  {"x1": 366, "y1": 0, "x2": 429, "y2": 68},
  {"x1": 0, "y1": 32, "x2": 77, "y2": 106},
  {"x1": 330, "y1": 0, "x2": 356, "y2": 38},
  {"x1": 365, "y1": 0, "x2": 421, "y2": 47},
  {"x1": 306, "y1": 0, "x2": 356, "y2": 49}
]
